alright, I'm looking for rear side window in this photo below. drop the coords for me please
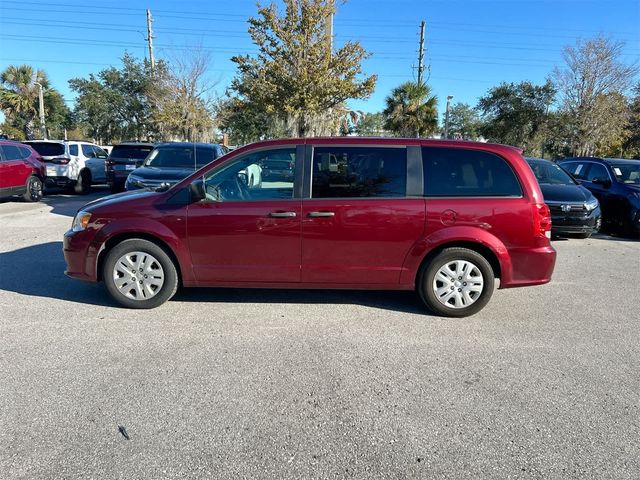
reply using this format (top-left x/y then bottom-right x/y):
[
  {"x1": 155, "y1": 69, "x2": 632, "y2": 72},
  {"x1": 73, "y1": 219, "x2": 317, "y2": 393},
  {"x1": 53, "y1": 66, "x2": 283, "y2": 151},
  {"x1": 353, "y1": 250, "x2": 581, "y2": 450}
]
[
  {"x1": 1, "y1": 144, "x2": 23, "y2": 160},
  {"x1": 69, "y1": 144, "x2": 78, "y2": 156},
  {"x1": 422, "y1": 147, "x2": 521, "y2": 197},
  {"x1": 312, "y1": 146, "x2": 407, "y2": 198},
  {"x1": 25, "y1": 142, "x2": 65, "y2": 157},
  {"x1": 19, "y1": 146, "x2": 33, "y2": 158},
  {"x1": 110, "y1": 145, "x2": 153, "y2": 160}
]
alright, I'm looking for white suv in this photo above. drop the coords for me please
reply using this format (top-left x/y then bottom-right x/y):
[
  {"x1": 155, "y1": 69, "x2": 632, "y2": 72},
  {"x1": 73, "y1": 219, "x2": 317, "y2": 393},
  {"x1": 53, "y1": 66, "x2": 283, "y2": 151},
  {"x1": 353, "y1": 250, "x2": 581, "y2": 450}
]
[{"x1": 23, "y1": 140, "x2": 108, "y2": 194}]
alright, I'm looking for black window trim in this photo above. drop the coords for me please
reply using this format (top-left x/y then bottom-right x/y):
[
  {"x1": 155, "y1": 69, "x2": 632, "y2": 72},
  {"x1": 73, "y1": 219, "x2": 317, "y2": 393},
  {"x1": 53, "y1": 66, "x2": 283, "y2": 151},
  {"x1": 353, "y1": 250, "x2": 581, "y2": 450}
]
[
  {"x1": 421, "y1": 146, "x2": 524, "y2": 199},
  {"x1": 305, "y1": 144, "x2": 412, "y2": 200}
]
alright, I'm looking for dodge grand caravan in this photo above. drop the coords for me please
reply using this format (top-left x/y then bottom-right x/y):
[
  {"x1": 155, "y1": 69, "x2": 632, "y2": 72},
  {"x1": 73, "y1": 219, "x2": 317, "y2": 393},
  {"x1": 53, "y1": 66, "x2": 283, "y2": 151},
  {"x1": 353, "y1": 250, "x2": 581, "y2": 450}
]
[{"x1": 63, "y1": 138, "x2": 556, "y2": 317}]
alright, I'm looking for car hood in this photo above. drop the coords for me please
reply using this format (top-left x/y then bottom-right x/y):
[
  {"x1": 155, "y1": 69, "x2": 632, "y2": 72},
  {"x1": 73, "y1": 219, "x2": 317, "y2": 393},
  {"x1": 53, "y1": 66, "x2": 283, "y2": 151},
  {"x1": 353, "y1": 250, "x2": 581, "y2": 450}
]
[
  {"x1": 82, "y1": 188, "x2": 160, "y2": 212},
  {"x1": 539, "y1": 184, "x2": 594, "y2": 203},
  {"x1": 130, "y1": 166, "x2": 199, "y2": 181}
]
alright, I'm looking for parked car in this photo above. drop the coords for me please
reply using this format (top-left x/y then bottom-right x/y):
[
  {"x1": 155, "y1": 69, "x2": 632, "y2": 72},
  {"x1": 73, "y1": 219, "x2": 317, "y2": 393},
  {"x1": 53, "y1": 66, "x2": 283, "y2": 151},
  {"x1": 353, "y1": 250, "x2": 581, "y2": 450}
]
[
  {"x1": 0, "y1": 140, "x2": 45, "y2": 202},
  {"x1": 260, "y1": 152, "x2": 295, "y2": 181},
  {"x1": 23, "y1": 140, "x2": 109, "y2": 194},
  {"x1": 526, "y1": 157, "x2": 601, "y2": 238},
  {"x1": 125, "y1": 143, "x2": 224, "y2": 191},
  {"x1": 559, "y1": 157, "x2": 640, "y2": 237},
  {"x1": 64, "y1": 138, "x2": 556, "y2": 317},
  {"x1": 105, "y1": 142, "x2": 155, "y2": 193}
]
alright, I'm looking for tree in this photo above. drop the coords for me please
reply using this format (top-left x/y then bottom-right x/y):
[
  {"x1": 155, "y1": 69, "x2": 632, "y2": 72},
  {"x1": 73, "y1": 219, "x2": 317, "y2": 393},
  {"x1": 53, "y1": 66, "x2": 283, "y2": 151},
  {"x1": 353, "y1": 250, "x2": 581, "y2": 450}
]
[
  {"x1": 553, "y1": 35, "x2": 638, "y2": 156},
  {"x1": 0, "y1": 64, "x2": 71, "y2": 139},
  {"x1": 150, "y1": 48, "x2": 217, "y2": 142},
  {"x1": 444, "y1": 102, "x2": 482, "y2": 140},
  {"x1": 622, "y1": 83, "x2": 640, "y2": 158},
  {"x1": 216, "y1": 97, "x2": 287, "y2": 145},
  {"x1": 70, "y1": 53, "x2": 160, "y2": 144},
  {"x1": 353, "y1": 111, "x2": 386, "y2": 136},
  {"x1": 230, "y1": 0, "x2": 376, "y2": 137},
  {"x1": 383, "y1": 81, "x2": 438, "y2": 138},
  {"x1": 477, "y1": 80, "x2": 555, "y2": 155}
]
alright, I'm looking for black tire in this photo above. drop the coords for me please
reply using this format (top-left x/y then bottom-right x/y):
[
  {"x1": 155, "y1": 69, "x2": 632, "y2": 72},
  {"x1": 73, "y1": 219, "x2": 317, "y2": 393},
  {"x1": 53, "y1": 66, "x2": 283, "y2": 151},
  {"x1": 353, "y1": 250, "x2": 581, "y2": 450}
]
[
  {"x1": 102, "y1": 238, "x2": 179, "y2": 309},
  {"x1": 74, "y1": 169, "x2": 92, "y2": 195},
  {"x1": 110, "y1": 183, "x2": 124, "y2": 194},
  {"x1": 23, "y1": 175, "x2": 43, "y2": 202},
  {"x1": 418, "y1": 247, "x2": 495, "y2": 318}
]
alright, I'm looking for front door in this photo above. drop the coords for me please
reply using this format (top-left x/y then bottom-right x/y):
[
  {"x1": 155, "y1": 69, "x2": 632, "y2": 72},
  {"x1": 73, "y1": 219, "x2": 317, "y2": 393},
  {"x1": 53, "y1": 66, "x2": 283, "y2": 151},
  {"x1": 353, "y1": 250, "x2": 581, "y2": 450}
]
[
  {"x1": 301, "y1": 145, "x2": 425, "y2": 285},
  {"x1": 187, "y1": 146, "x2": 303, "y2": 284}
]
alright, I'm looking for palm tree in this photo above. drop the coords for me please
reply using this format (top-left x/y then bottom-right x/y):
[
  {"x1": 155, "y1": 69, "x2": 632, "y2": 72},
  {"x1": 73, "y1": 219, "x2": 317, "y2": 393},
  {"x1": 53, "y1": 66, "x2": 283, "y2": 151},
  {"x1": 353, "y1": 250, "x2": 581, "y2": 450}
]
[
  {"x1": 383, "y1": 81, "x2": 438, "y2": 138},
  {"x1": 0, "y1": 64, "x2": 49, "y2": 138}
]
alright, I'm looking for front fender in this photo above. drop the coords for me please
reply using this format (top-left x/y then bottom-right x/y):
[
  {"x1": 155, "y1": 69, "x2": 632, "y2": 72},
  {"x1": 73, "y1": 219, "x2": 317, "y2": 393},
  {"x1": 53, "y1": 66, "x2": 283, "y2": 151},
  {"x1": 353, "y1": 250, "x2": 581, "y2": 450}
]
[
  {"x1": 400, "y1": 225, "x2": 513, "y2": 287},
  {"x1": 88, "y1": 217, "x2": 193, "y2": 283}
]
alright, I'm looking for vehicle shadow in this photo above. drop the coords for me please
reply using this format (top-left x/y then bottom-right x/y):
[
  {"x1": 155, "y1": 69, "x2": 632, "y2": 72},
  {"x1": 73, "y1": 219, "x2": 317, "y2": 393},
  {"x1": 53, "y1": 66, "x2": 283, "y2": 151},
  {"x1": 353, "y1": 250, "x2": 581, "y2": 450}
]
[
  {"x1": 40, "y1": 186, "x2": 112, "y2": 218},
  {"x1": 0, "y1": 241, "x2": 113, "y2": 307},
  {"x1": 0, "y1": 241, "x2": 430, "y2": 315}
]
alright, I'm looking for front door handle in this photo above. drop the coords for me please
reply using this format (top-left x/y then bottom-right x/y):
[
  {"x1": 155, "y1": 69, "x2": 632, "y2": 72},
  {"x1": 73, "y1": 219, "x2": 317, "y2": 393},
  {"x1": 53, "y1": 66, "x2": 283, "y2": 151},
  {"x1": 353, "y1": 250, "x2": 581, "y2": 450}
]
[
  {"x1": 268, "y1": 211, "x2": 297, "y2": 218},
  {"x1": 308, "y1": 211, "x2": 335, "y2": 217}
]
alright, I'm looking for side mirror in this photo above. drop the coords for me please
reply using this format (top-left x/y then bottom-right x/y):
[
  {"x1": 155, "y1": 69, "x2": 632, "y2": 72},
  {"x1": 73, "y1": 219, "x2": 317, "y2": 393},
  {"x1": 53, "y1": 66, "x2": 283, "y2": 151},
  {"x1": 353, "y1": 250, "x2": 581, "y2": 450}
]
[
  {"x1": 190, "y1": 178, "x2": 206, "y2": 202},
  {"x1": 592, "y1": 178, "x2": 611, "y2": 188}
]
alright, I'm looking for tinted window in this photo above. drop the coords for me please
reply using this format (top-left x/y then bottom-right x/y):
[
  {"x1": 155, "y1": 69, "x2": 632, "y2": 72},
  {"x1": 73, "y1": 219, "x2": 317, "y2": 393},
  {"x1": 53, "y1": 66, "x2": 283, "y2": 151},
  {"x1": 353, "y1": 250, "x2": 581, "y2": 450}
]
[
  {"x1": 1, "y1": 144, "x2": 23, "y2": 160},
  {"x1": 609, "y1": 163, "x2": 640, "y2": 184},
  {"x1": 69, "y1": 144, "x2": 78, "y2": 156},
  {"x1": 110, "y1": 145, "x2": 153, "y2": 160},
  {"x1": 312, "y1": 147, "x2": 406, "y2": 198},
  {"x1": 527, "y1": 160, "x2": 576, "y2": 185},
  {"x1": 423, "y1": 147, "x2": 521, "y2": 197},
  {"x1": 146, "y1": 146, "x2": 216, "y2": 168},
  {"x1": 24, "y1": 142, "x2": 65, "y2": 157},
  {"x1": 203, "y1": 148, "x2": 296, "y2": 201},
  {"x1": 19, "y1": 146, "x2": 33, "y2": 158},
  {"x1": 81, "y1": 144, "x2": 95, "y2": 157},
  {"x1": 585, "y1": 163, "x2": 609, "y2": 182},
  {"x1": 562, "y1": 162, "x2": 586, "y2": 180}
]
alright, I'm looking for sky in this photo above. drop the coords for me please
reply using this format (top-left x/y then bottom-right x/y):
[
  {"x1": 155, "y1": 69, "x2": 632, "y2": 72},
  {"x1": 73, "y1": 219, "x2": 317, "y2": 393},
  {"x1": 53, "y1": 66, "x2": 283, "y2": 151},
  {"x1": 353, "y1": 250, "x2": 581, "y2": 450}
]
[{"x1": 0, "y1": 0, "x2": 639, "y2": 120}]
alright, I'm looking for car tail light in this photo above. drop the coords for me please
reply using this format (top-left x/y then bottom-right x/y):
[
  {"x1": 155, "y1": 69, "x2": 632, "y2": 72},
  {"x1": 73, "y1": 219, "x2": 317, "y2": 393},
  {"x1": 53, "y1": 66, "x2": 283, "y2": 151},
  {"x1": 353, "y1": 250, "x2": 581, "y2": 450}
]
[
  {"x1": 52, "y1": 157, "x2": 70, "y2": 164},
  {"x1": 105, "y1": 159, "x2": 114, "y2": 167},
  {"x1": 534, "y1": 203, "x2": 552, "y2": 238}
]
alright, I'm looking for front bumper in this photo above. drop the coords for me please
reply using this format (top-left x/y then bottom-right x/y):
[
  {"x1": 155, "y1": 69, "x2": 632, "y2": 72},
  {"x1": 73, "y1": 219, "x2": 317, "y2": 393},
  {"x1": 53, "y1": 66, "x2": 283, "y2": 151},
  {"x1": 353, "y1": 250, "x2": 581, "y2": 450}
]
[
  {"x1": 63, "y1": 229, "x2": 99, "y2": 282},
  {"x1": 550, "y1": 206, "x2": 601, "y2": 236}
]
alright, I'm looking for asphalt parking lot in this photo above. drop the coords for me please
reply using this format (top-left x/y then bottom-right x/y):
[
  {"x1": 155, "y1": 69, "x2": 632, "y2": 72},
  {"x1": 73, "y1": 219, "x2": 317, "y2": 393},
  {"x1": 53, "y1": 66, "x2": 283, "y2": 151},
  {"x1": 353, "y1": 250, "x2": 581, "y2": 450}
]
[{"x1": 0, "y1": 188, "x2": 638, "y2": 479}]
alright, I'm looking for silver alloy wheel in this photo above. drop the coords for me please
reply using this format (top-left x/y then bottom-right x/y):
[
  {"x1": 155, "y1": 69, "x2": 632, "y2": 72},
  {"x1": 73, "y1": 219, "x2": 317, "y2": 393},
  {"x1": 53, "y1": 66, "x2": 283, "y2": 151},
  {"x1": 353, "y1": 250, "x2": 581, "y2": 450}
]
[
  {"x1": 432, "y1": 259, "x2": 484, "y2": 309},
  {"x1": 112, "y1": 251, "x2": 165, "y2": 301}
]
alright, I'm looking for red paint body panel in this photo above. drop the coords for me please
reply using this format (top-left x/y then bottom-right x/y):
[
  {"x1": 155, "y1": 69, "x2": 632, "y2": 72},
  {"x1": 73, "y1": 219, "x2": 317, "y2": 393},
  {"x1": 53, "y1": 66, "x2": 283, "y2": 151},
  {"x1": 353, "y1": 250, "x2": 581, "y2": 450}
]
[
  {"x1": 187, "y1": 200, "x2": 302, "y2": 283},
  {"x1": 63, "y1": 137, "x2": 556, "y2": 298},
  {"x1": 301, "y1": 198, "x2": 425, "y2": 284},
  {"x1": 0, "y1": 140, "x2": 45, "y2": 195}
]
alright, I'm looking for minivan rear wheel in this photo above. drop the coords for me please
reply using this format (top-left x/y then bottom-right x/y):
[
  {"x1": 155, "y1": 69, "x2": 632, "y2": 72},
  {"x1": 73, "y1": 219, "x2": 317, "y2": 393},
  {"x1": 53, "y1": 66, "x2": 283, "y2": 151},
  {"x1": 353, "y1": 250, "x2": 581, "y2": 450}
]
[
  {"x1": 103, "y1": 239, "x2": 178, "y2": 309},
  {"x1": 418, "y1": 248, "x2": 495, "y2": 317}
]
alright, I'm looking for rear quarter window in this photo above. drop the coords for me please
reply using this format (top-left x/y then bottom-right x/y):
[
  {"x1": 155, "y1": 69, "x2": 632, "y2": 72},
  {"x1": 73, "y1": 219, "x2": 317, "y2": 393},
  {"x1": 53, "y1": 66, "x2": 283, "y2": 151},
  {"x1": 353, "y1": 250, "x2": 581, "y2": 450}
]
[{"x1": 422, "y1": 147, "x2": 522, "y2": 197}]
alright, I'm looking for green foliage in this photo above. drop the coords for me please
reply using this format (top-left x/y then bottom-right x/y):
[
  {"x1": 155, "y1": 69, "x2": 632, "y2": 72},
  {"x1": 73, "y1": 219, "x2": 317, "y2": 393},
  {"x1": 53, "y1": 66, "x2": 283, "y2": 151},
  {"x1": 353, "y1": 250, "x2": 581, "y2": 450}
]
[
  {"x1": 216, "y1": 97, "x2": 287, "y2": 145},
  {"x1": 477, "y1": 80, "x2": 555, "y2": 154},
  {"x1": 622, "y1": 83, "x2": 640, "y2": 158},
  {"x1": 353, "y1": 112, "x2": 386, "y2": 136},
  {"x1": 383, "y1": 81, "x2": 438, "y2": 138},
  {"x1": 444, "y1": 103, "x2": 482, "y2": 140},
  {"x1": 229, "y1": 0, "x2": 376, "y2": 137},
  {"x1": 0, "y1": 64, "x2": 71, "y2": 139}
]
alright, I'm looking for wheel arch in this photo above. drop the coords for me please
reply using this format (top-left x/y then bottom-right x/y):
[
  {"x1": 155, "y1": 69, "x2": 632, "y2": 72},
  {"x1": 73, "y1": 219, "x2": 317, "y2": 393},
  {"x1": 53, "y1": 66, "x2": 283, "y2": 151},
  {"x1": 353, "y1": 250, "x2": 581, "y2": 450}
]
[{"x1": 96, "y1": 232, "x2": 183, "y2": 286}]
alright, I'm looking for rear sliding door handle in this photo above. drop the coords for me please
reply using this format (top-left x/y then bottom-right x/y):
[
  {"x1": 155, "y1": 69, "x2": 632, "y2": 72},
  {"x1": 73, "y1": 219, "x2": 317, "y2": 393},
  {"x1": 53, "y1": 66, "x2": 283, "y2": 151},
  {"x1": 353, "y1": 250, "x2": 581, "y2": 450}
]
[
  {"x1": 268, "y1": 211, "x2": 297, "y2": 218},
  {"x1": 308, "y1": 211, "x2": 335, "y2": 217}
]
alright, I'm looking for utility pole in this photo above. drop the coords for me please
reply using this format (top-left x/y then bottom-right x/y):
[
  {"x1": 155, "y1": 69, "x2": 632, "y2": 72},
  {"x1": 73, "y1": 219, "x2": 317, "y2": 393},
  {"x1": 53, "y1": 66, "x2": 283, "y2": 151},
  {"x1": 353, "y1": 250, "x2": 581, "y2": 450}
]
[
  {"x1": 325, "y1": 1, "x2": 334, "y2": 55},
  {"x1": 146, "y1": 9, "x2": 155, "y2": 71},
  {"x1": 35, "y1": 81, "x2": 46, "y2": 140},
  {"x1": 417, "y1": 20, "x2": 425, "y2": 85},
  {"x1": 444, "y1": 95, "x2": 453, "y2": 139}
]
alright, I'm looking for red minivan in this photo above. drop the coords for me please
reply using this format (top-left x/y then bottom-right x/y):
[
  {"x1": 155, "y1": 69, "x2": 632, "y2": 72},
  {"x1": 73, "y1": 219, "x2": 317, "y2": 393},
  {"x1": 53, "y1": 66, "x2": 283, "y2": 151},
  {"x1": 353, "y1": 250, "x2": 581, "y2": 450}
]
[
  {"x1": 0, "y1": 140, "x2": 45, "y2": 202},
  {"x1": 63, "y1": 138, "x2": 556, "y2": 317}
]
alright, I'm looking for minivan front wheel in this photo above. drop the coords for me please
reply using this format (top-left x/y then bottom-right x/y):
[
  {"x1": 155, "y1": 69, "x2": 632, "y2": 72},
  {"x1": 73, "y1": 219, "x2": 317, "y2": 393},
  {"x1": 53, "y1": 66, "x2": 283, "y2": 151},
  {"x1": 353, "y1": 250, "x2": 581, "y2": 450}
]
[
  {"x1": 103, "y1": 239, "x2": 178, "y2": 309},
  {"x1": 418, "y1": 248, "x2": 495, "y2": 317}
]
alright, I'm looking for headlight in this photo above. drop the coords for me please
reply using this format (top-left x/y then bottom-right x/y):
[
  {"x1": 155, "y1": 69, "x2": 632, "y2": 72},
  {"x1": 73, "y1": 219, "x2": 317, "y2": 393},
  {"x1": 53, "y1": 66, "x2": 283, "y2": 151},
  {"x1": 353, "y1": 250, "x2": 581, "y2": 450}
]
[
  {"x1": 584, "y1": 198, "x2": 599, "y2": 211},
  {"x1": 72, "y1": 210, "x2": 92, "y2": 232}
]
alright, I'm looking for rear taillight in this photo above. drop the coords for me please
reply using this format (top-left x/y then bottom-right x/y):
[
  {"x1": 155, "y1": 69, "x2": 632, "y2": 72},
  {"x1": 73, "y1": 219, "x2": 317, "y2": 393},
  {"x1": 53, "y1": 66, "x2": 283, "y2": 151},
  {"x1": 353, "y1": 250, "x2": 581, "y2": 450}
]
[
  {"x1": 534, "y1": 203, "x2": 552, "y2": 238},
  {"x1": 105, "y1": 159, "x2": 114, "y2": 167},
  {"x1": 52, "y1": 157, "x2": 69, "y2": 164}
]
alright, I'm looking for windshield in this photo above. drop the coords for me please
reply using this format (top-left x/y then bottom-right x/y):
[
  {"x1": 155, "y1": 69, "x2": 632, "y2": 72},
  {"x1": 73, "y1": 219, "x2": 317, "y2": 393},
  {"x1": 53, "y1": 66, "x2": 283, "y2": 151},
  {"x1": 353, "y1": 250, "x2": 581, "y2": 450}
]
[
  {"x1": 24, "y1": 142, "x2": 64, "y2": 157},
  {"x1": 110, "y1": 144, "x2": 153, "y2": 160},
  {"x1": 145, "y1": 146, "x2": 216, "y2": 169},
  {"x1": 609, "y1": 163, "x2": 640, "y2": 184},
  {"x1": 528, "y1": 160, "x2": 576, "y2": 185}
]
